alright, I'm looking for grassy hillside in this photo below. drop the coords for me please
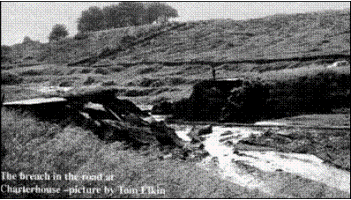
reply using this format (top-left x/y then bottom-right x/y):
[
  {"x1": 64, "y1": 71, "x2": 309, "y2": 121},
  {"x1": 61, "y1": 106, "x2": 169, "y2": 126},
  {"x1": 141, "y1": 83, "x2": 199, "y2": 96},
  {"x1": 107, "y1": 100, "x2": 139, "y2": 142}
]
[
  {"x1": 1, "y1": 9, "x2": 350, "y2": 198},
  {"x1": 2, "y1": 9, "x2": 349, "y2": 66}
]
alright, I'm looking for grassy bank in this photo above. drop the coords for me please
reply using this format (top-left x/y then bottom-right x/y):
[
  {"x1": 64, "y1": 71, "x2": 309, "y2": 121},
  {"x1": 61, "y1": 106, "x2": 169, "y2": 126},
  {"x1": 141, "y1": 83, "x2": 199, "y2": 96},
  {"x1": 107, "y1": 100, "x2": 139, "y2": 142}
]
[{"x1": 1, "y1": 108, "x2": 269, "y2": 198}]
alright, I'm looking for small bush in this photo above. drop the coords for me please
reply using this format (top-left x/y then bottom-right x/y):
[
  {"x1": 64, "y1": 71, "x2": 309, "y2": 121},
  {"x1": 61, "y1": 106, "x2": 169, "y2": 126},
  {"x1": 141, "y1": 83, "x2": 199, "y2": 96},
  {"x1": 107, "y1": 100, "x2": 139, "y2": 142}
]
[
  {"x1": 1, "y1": 72, "x2": 23, "y2": 85},
  {"x1": 48, "y1": 24, "x2": 68, "y2": 42},
  {"x1": 74, "y1": 32, "x2": 89, "y2": 40},
  {"x1": 94, "y1": 68, "x2": 110, "y2": 75},
  {"x1": 59, "y1": 81, "x2": 74, "y2": 87},
  {"x1": 110, "y1": 66, "x2": 125, "y2": 72},
  {"x1": 102, "y1": 81, "x2": 115, "y2": 86},
  {"x1": 1, "y1": 64, "x2": 14, "y2": 70},
  {"x1": 120, "y1": 35, "x2": 137, "y2": 46},
  {"x1": 80, "y1": 68, "x2": 92, "y2": 74},
  {"x1": 139, "y1": 78, "x2": 159, "y2": 87},
  {"x1": 83, "y1": 76, "x2": 95, "y2": 85},
  {"x1": 124, "y1": 89, "x2": 155, "y2": 97},
  {"x1": 19, "y1": 69, "x2": 45, "y2": 76},
  {"x1": 66, "y1": 68, "x2": 77, "y2": 75}
]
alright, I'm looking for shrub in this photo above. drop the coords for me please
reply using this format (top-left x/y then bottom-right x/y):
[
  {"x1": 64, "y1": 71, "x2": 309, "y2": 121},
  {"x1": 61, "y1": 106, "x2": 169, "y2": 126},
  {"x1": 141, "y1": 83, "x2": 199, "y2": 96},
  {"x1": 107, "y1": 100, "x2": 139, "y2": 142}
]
[
  {"x1": 1, "y1": 72, "x2": 23, "y2": 85},
  {"x1": 59, "y1": 81, "x2": 74, "y2": 87},
  {"x1": 48, "y1": 24, "x2": 69, "y2": 42},
  {"x1": 120, "y1": 35, "x2": 137, "y2": 46},
  {"x1": 266, "y1": 70, "x2": 350, "y2": 117},
  {"x1": 74, "y1": 32, "x2": 89, "y2": 40},
  {"x1": 83, "y1": 76, "x2": 95, "y2": 85},
  {"x1": 110, "y1": 66, "x2": 125, "y2": 72},
  {"x1": 22, "y1": 36, "x2": 33, "y2": 44},
  {"x1": 102, "y1": 81, "x2": 115, "y2": 86},
  {"x1": 19, "y1": 69, "x2": 45, "y2": 76},
  {"x1": 80, "y1": 68, "x2": 92, "y2": 74},
  {"x1": 66, "y1": 68, "x2": 77, "y2": 75},
  {"x1": 94, "y1": 68, "x2": 110, "y2": 75}
]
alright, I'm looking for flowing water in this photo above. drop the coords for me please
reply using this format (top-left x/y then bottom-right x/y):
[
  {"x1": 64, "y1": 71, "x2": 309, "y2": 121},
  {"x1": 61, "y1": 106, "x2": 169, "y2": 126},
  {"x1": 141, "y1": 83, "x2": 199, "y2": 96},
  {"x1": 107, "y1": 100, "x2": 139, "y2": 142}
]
[
  {"x1": 199, "y1": 126, "x2": 350, "y2": 193},
  {"x1": 166, "y1": 123, "x2": 350, "y2": 194}
]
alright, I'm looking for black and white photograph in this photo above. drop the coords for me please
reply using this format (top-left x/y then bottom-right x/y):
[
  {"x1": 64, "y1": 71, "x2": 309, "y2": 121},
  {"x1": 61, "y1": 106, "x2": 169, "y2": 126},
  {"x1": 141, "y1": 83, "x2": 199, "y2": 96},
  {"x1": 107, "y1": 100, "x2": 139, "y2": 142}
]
[{"x1": 1, "y1": 1, "x2": 350, "y2": 198}]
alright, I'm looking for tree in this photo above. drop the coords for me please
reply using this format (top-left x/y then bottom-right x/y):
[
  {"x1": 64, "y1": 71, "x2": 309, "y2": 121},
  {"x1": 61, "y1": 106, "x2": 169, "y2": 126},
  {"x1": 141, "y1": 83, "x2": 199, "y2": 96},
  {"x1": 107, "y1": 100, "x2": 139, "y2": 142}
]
[
  {"x1": 23, "y1": 36, "x2": 33, "y2": 44},
  {"x1": 102, "y1": 5, "x2": 124, "y2": 29},
  {"x1": 48, "y1": 24, "x2": 69, "y2": 42},
  {"x1": 145, "y1": 3, "x2": 178, "y2": 24},
  {"x1": 1, "y1": 45, "x2": 12, "y2": 63},
  {"x1": 77, "y1": 3, "x2": 179, "y2": 32},
  {"x1": 77, "y1": 6, "x2": 105, "y2": 32},
  {"x1": 117, "y1": 2, "x2": 145, "y2": 26}
]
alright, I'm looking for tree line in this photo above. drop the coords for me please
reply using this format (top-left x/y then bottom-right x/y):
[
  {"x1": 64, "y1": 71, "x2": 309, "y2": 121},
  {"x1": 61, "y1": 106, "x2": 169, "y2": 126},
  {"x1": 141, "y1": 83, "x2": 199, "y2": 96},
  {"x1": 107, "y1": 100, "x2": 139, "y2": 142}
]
[
  {"x1": 20, "y1": 2, "x2": 178, "y2": 43},
  {"x1": 3, "y1": 3, "x2": 178, "y2": 62},
  {"x1": 77, "y1": 2, "x2": 178, "y2": 32}
]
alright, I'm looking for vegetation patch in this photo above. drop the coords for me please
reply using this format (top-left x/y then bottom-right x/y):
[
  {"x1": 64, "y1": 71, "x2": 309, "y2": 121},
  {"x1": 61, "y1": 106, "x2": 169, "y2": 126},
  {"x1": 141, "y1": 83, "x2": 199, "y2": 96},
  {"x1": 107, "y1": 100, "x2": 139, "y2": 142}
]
[
  {"x1": 125, "y1": 77, "x2": 164, "y2": 87},
  {"x1": 136, "y1": 65, "x2": 162, "y2": 75},
  {"x1": 124, "y1": 89, "x2": 156, "y2": 97},
  {"x1": 59, "y1": 81, "x2": 74, "y2": 87},
  {"x1": 19, "y1": 69, "x2": 46, "y2": 76},
  {"x1": 102, "y1": 80, "x2": 116, "y2": 86},
  {"x1": 94, "y1": 68, "x2": 110, "y2": 75},
  {"x1": 266, "y1": 70, "x2": 350, "y2": 118},
  {"x1": 110, "y1": 66, "x2": 125, "y2": 72},
  {"x1": 80, "y1": 68, "x2": 92, "y2": 74},
  {"x1": 83, "y1": 76, "x2": 95, "y2": 85},
  {"x1": 66, "y1": 68, "x2": 77, "y2": 75},
  {"x1": 1, "y1": 72, "x2": 23, "y2": 85}
]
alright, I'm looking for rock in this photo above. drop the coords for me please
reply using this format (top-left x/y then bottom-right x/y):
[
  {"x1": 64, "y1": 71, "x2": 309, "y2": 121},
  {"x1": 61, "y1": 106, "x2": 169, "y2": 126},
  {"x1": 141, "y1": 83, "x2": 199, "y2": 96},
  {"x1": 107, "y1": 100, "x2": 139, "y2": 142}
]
[
  {"x1": 271, "y1": 134, "x2": 293, "y2": 144},
  {"x1": 263, "y1": 129, "x2": 274, "y2": 137},
  {"x1": 220, "y1": 130, "x2": 233, "y2": 136},
  {"x1": 211, "y1": 156, "x2": 219, "y2": 165},
  {"x1": 150, "y1": 121, "x2": 184, "y2": 147},
  {"x1": 224, "y1": 140, "x2": 234, "y2": 147},
  {"x1": 105, "y1": 99, "x2": 148, "y2": 117},
  {"x1": 191, "y1": 138, "x2": 201, "y2": 144},
  {"x1": 197, "y1": 125, "x2": 213, "y2": 136},
  {"x1": 141, "y1": 116, "x2": 156, "y2": 124},
  {"x1": 151, "y1": 101, "x2": 173, "y2": 114},
  {"x1": 233, "y1": 147, "x2": 239, "y2": 154},
  {"x1": 187, "y1": 127, "x2": 202, "y2": 144},
  {"x1": 79, "y1": 112, "x2": 91, "y2": 120},
  {"x1": 83, "y1": 102, "x2": 115, "y2": 119},
  {"x1": 159, "y1": 154, "x2": 172, "y2": 160},
  {"x1": 199, "y1": 136, "x2": 206, "y2": 141},
  {"x1": 199, "y1": 143, "x2": 205, "y2": 149}
]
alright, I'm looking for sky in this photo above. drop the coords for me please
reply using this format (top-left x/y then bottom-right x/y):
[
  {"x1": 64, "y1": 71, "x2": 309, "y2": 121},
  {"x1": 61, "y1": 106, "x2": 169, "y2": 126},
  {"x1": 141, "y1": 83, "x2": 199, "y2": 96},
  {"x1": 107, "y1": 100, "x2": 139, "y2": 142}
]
[{"x1": 1, "y1": 1, "x2": 350, "y2": 46}]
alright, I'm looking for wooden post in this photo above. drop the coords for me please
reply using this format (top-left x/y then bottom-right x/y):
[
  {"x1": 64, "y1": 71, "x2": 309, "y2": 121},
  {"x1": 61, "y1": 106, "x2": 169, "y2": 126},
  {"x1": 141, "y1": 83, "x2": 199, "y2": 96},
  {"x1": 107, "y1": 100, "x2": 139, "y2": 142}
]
[{"x1": 211, "y1": 65, "x2": 216, "y2": 81}]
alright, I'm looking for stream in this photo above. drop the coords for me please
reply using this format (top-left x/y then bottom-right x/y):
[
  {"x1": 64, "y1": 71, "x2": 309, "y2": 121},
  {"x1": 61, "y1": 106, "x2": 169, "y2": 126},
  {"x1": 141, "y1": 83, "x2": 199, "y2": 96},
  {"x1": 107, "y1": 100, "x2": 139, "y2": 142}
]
[
  {"x1": 152, "y1": 114, "x2": 350, "y2": 194},
  {"x1": 198, "y1": 126, "x2": 350, "y2": 193}
]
